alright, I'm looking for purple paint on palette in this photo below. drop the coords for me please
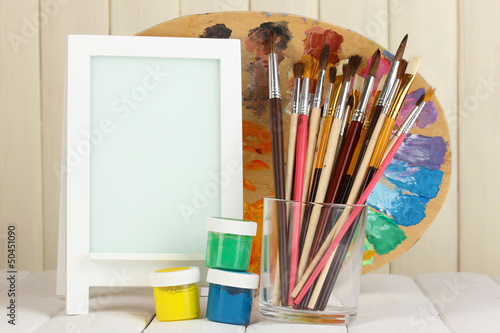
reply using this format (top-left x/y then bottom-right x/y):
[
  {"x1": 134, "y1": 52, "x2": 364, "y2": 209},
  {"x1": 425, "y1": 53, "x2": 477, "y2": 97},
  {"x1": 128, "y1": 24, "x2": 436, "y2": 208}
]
[
  {"x1": 395, "y1": 88, "x2": 438, "y2": 129},
  {"x1": 393, "y1": 134, "x2": 447, "y2": 170}
]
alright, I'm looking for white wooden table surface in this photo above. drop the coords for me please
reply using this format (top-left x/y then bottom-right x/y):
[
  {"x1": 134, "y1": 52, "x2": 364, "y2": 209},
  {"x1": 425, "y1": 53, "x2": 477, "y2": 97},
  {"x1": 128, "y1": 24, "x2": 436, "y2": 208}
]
[{"x1": 1, "y1": 270, "x2": 499, "y2": 332}]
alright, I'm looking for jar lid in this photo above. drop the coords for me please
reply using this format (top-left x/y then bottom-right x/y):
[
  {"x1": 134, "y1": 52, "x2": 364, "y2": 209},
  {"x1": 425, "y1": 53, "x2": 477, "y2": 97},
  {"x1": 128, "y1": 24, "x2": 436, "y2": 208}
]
[
  {"x1": 149, "y1": 266, "x2": 200, "y2": 287},
  {"x1": 206, "y1": 268, "x2": 259, "y2": 289},
  {"x1": 206, "y1": 217, "x2": 257, "y2": 236}
]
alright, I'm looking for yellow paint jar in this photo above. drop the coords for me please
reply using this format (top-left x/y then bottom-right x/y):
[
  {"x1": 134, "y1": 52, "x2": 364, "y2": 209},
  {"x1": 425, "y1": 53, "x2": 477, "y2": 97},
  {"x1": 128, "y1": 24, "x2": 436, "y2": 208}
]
[{"x1": 149, "y1": 267, "x2": 200, "y2": 321}]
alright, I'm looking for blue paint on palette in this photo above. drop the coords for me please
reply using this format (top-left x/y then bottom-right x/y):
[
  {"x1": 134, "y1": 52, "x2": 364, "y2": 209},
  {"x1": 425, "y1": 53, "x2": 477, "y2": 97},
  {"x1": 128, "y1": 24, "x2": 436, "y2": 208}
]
[
  {"x1": 367, "y1": 182, "x2": 429, "y2": 227},
  {"x1": 381, "y1": 48, "x2": 394, "y2": 61},
  {"x1": 384, "y1": 160, "x2": 444, "y2": 199}
]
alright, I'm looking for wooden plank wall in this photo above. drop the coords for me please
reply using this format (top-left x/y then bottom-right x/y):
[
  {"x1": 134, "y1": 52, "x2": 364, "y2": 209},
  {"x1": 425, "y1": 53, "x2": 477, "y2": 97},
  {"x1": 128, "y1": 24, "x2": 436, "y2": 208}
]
[{"x1": 0, "y1": 0, "x2": 496, "y2": 277}]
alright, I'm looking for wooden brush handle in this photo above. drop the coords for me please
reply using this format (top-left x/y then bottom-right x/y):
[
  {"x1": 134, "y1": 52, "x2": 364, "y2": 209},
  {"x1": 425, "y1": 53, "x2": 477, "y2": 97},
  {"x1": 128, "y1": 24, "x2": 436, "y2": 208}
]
[
  {"x1": 369, "y1": 116, "x2": 395, "y2": 169},
  {"x1": 297, "y1": 118, "x2": 341, "y2": 279},
  {"x1": 307, "y1": 121, "x2": 363, "y2": 266},
  {"x1": 292, "y1": 209, "x2": 348, "y2": 298},
  {"x1": 346, "y1": 113, "x2": 387, "y2": 203},
  {"x1": 383, "y1": 133, "x2": 399, "y2": 162},
  {"x1": 308, "y1": 245, "x2": 337, "y2": 308},
  {"x1": 308, "y1": 117, "x2": 326, "y2": 196},
  {"x1": 269, "y1": 97, "x2": 289, "y2": 305},
  {"x1": 285, "y1": 113, "x2": 299, "y2": 200},
  {"x1": 317, "y1": 118, "x2": 342, "y2": 201},
  {"x1": 301, "y1": 107, "x2": 321, "y2": 203}
]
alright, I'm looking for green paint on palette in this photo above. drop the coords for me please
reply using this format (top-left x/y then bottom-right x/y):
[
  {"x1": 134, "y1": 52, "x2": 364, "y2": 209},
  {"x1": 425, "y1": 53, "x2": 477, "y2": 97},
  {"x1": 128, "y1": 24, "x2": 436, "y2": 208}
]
[{"x1": 366, "y1": 208, "x2": 407, "y2": 255}]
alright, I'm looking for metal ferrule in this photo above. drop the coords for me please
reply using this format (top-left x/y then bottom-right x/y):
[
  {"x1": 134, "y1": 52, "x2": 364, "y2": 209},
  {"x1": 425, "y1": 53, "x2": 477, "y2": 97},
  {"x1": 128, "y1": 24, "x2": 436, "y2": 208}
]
[
  {"x1": 388, "y1": 73, "x2": 414, "y2": 119},
  {"x1": 382, "y1": 79, "x2": 400, "y2": 115},
  {"x1": 268, "y1": 53, "x2": 281, "y2": 99},
  {"x1": 340, "y1": 104, "x2": 350, "y2": 137},
  {"x1": 400, "y1": 101, "x2": 426, "y2": 135},
  {"x1": 322, "y1": 83, "x2": 333, "y2": 117},
  {"x1": 312, "y1": 69, "x2": 326, "y2": 108},
  {"x1": 352, "y1": 75, "x2": 375, "y2": 123},
  {"x1": 334, "y1": 81, "x2": 351, "y2": 119},
  {"x1": 292, "y1": 78, "x2": 301, "y2": 114},
  {"x1": 377, "y1": 60, "x2": 400, "y2": 107},
  {"x1": 299, "y1": 78, "x2": 310, "y2": 116}
]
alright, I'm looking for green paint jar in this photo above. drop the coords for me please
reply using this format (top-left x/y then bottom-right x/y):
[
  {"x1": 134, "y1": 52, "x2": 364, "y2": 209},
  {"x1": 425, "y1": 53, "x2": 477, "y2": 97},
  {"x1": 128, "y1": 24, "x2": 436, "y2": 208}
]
[{"x1": 205, "y1": 217, "x2": 257, "y2": 272}]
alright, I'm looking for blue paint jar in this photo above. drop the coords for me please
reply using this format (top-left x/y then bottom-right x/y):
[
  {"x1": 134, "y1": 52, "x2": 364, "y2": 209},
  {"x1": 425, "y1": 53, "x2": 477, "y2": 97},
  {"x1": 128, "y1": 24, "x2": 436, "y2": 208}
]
[{"x1": 206, "y1": 269, "x2": 259, "y2": 325}]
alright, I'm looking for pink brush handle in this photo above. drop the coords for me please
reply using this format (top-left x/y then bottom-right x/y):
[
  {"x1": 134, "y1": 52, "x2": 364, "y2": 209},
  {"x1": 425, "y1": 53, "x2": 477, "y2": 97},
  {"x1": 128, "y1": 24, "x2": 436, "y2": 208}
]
[
  {"x1": 294, "y1": 133, "x2": 407, "y2": 303},
  {"x1": 289, "y1": 114, "x2": 308, "y2": 303}
]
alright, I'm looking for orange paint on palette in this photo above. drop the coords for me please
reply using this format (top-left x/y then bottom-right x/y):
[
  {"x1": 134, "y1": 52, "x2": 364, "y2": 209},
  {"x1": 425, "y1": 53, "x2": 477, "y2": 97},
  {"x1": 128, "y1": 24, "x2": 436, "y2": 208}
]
[
  {"x1": 303, "y1": 26, "x2": 343, "y2": 65},
  {"x1": 363, "y1": 249, "x2": 376, "y2": 261},
  {"x1": 245, "y1": 160, "x2": 270, "y2": 170},
  {"x1": 244, "y1": 178, "x2": 257, "y2": 192},
  {"x1": 244, "y1": 198, "x2": 264, "y2": 274},
  {"x1": 242, "y1": 121, "x2": 272, "y2": 155}
]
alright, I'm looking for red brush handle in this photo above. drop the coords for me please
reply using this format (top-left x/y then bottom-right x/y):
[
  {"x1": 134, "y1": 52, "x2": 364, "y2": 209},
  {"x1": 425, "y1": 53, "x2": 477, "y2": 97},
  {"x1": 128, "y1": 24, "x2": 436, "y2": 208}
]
[{"x1": 289, "y1": 114, "x2": 308, "y2": 302}]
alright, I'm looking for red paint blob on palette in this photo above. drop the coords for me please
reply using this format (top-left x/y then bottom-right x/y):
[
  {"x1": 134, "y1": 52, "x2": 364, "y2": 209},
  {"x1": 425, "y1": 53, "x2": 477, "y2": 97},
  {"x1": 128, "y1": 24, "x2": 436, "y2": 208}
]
[{"x1": 303, "y1": 27, "x2": 343, "y2": 64}]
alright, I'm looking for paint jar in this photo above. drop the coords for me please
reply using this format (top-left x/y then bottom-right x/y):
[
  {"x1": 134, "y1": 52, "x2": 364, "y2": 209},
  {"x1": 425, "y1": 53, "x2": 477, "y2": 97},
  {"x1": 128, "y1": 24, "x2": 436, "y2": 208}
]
[
  {"x1": 205, "y1": 217, "x2": 257, "y2": 272},
  {"x1": 259, "y1": 198, "x2": 367, "y2": 325},
  {"x1": 149, "y1": 267, "x2": 200, "y2": 321},
  {"x1": 206, "y1": 268, "x2": 259, "y2": 325}
]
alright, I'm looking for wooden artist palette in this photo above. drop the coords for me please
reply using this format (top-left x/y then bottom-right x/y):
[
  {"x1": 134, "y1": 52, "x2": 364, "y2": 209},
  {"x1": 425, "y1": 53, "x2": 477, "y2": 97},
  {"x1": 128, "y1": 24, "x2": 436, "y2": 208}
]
[{"x1": 138, "y1": 12, "x2": 452, "y2": 274}]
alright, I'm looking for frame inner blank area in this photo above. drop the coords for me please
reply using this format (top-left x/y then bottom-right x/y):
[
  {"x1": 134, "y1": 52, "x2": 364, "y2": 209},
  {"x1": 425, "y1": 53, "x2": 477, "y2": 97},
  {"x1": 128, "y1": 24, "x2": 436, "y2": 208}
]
[{"x1": 89, "y1": 55, "x2": 221, "y2": 254}]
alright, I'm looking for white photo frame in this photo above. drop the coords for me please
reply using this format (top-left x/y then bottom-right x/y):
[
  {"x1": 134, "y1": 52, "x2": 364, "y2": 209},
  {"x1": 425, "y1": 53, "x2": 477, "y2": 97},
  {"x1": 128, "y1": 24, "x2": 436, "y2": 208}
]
[{"x1": 60, "y1": 35, "x2": 243, "y2": 314}]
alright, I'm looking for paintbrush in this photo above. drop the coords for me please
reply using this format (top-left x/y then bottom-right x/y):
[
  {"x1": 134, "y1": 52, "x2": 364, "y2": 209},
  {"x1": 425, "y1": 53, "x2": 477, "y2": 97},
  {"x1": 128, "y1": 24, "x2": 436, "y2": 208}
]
[
  {"x1": 354, "y1": 35, "x2": 408, "y2": 177},
  {"x1": 272, "y1": 61, "x2": 304, "y2": 305},
  {"x1": 267, "y1": 29, "x2": 289, "y2": 306},
  {"x1": 383, "y1": 88, "x2": 435, "y2": 160},
  {"x1": 293, "y1": 88, "x2": 425, "y2": 304},
  {"x1": 300, "y1": 45, "x2": 330, "y2": 207},
  {"x1": 288, "y1": 60, "x2": 312, "y2": 303},
  {"x1": 299, "y1": 66, "x2": 338, "y2": 254},
  {"x1": 297, "y1": 61, "x2": 353, "y2": 280},
  {"x1": 308, "y1": 65, "x2": 337, "y2": 201},
  {"x1": 284, "y1": 62, "x2": 305, "y2": 202},
  {"x1": 361, "y1": 56, "x2": 421, "y2": 191},
  {"x1": 301, "y1": 50, "x2": 380, "y2": 309},
  {"x1": 307, "y1": 66, "x2": 337, "y2": 203},
  {"x1": 332, "y1": 55, "x2": 362, "y2": 164}
]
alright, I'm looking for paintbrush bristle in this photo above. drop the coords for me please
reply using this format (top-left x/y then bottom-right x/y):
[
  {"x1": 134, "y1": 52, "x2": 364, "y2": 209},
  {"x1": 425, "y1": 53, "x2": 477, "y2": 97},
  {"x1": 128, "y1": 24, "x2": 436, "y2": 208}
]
[
  {"x1": 424, "y1": 87, "x2": 436, "y2": 102},
  {"x1": 377, "y1": 74, "x2": 387, "y2": 90},
  {"x1": 405, "y1": 56, "x2": 421, "y2": 75},
  {"x1": 319, "y1": 44, "x2": 330, "y2": 71},
  {"x1": 397, "y1": 60, "x2": 407, "y2": 79},
  {"x1": 342, "y1": 63, "x2": 352, "y2": 82},
  {"x1": 353, "y1": 75, "x2": 364, "y2": 92},
  {"x1": 303, "y1": 59, "x2": 312, "y2": 78},
  {"x1": 394, "y1": 34, "x2": 408, "y2": 62},
  {"x1": 293, "y1": 62, "x2": 304, "y2": 79},
  {"x1": 348, "y1": 55, "x2": 362, "y2": 74},
  {"x1": 267, "y1": 30, "x2": 276, "y2": 54},
  {"x1": 329, "y1": 66, "x2": 337, "y2": 83},
  {"x1": 368, "y1": 49, "x2": 381, "y2": 77}
]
